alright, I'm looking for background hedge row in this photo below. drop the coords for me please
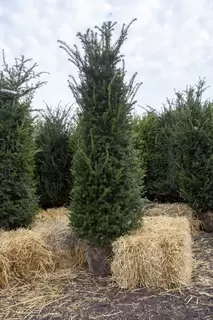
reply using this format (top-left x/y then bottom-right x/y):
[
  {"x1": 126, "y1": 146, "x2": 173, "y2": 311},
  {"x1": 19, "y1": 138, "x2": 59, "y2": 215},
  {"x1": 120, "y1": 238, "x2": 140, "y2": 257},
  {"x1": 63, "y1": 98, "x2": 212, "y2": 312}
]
[
  {"x1": 35, "y1": 78, "x2": 213, "y2": 214},
  {"x1": 132, "y1": 79, "x2": 213, "y2": 212}
]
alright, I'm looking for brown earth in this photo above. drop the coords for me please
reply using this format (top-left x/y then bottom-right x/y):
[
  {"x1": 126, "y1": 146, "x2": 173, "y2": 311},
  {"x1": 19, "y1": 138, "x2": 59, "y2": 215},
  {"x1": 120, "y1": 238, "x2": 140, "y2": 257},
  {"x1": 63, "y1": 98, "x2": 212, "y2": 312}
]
[{"x1": 0, "y1": 234, "x2": 212, "y2": 320}]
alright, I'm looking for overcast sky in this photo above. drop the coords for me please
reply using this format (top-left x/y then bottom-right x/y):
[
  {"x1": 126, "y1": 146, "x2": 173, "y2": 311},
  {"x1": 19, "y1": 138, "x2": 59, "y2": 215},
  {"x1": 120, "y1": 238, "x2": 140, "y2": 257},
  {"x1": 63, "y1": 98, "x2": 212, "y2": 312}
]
[{"x1": 1, "y1": 0, "x2": 213, "y2": 114}]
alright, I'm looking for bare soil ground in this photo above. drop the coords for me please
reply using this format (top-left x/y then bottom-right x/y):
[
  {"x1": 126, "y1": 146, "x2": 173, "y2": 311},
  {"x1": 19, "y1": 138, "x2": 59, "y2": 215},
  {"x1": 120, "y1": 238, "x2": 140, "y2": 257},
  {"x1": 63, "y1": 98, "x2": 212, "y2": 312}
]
[{"x1": 0, "y1": 234, "x2": 212, "y2": 320}]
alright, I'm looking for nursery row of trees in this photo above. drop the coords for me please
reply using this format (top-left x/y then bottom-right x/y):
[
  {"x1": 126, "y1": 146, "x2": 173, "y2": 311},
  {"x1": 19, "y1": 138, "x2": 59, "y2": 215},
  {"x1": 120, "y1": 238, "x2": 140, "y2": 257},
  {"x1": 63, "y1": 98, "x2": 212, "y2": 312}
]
[
  {"x1": 133, "y1": 79, "x2": 213, "y2": 213},
  {"x1": 34, "y1": 78, "x2": 213, "y2": 215},
  {"x1": 1, "y1": 19, "x2": 213, "y2": 271}
]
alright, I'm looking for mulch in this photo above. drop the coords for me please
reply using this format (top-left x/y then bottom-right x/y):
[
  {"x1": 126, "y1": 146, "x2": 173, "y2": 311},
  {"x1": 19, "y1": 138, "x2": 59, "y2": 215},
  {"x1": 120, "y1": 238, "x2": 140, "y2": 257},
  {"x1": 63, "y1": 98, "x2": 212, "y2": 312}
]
[{"x1": 0, "y1": 234, "x2": 213, "y2": 320}]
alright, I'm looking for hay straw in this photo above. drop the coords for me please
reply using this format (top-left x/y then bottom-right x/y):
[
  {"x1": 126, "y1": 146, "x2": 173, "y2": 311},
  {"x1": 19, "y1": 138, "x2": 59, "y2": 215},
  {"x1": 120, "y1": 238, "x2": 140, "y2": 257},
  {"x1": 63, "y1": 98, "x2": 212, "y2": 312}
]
[
  {"x1": 0, "y1": 229, "x2": 55, "y2": 287},
  {"x1": 33, "y1": 211, "x2": 87, "y2": 269},
  {"x1": 0, "y1": 268, "x2": 77, "y2": 320},
  {"x1": 111, "y1": 216, "x2": 193, "y2": 290},
  {"x1": 145, "y1": 203, "x2": 193, "y2": 218},
  {"x1": 0, "y1": 206, "x2": 212, "y2": 319},
  {"x1": 0, "y1": 208, "x2": 87, "y2": 288},
  {"x1": 144, "y1": 203, "x2": 202, "y2": 235},
  {"x1": 37, "y1": 221, "x2": 87, "y2": 269},
  {"x1": 142, "y1": 216, "x2": 191, "y2": 233},
  {"x1": 35, "y1": 207, "x2": 69, "y2": 224},
  {"x1": 0, "y1": 252, "x2": 10, "y2": 287}
]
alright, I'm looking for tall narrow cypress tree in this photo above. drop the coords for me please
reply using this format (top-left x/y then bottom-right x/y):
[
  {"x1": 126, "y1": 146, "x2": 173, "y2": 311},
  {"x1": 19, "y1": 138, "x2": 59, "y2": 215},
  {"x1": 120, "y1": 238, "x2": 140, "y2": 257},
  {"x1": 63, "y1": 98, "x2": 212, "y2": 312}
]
[
  {"x1": 0, "y1": 52, "x2": 46, "y2": 229},
  {"x1": 58, "y1": 20, "x2": 143, "y2": 247}
]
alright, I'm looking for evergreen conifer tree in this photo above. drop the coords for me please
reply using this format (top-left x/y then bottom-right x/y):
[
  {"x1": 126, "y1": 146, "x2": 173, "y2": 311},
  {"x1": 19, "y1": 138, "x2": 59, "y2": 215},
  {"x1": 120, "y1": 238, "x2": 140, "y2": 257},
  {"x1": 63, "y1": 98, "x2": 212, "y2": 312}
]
[
  {"x1": 167, "y1": 79, "x2": 213, "y2": 211},
  {"x1": 34, "y1": 104, "x2": 74, "y2": 209},
  {"x1": 0, "y1": 52, "x2": 46, "y2": 229},
  {"x1": 58, "y1": 19, "x2": 143, "y2": 247}
]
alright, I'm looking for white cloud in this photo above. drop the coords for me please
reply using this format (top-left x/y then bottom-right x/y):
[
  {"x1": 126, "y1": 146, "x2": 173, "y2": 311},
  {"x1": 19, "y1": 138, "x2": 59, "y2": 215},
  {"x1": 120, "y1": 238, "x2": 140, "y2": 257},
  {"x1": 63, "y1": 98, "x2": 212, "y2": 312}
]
[{"x1": 0, "y1": 0, "x2": 213, "y2": 113}]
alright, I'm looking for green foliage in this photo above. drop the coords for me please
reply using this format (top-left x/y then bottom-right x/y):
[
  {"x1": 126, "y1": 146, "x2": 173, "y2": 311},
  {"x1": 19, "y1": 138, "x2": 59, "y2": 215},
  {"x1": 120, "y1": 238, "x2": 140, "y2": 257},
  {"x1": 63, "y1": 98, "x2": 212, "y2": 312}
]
[
  {"x1": 166, "y1": 79, "x2": 213, "y2": 212},
  {"x1": 34, "y1": 104, "x2": 74, "y2": 209},
  {"x1": 131, "y1": 115, "x2": 147, "y2": 196},
  {"x1": 0, "y1": 52, "x2": 46, "y2": 229},
  {"x1": 59, "y1": 20, "x2": 143, "y2": 246},
  {"x1": 132, "y1": 110, "x2": 181, "y2": 202},
  {"x1": 133, "y1": 79, "x2": 213, "y2": 212}
]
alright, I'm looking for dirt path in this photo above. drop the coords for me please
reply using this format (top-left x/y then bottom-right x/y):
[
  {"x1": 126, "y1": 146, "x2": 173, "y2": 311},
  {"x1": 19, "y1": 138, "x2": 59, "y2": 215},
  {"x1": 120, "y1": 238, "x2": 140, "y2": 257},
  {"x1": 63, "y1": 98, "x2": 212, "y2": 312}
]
[{"x1": 1, "y1": 236, "x2": 213, "y2": 320}]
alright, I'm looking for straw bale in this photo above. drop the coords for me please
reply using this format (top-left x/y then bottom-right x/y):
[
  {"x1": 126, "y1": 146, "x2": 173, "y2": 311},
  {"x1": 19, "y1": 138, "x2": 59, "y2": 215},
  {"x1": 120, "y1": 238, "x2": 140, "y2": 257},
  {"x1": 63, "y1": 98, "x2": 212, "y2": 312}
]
[
  {"x1": 145, "y1": 203, "x2": 193, "y2": 218},
  {"x1": 111, "y1": 216, "x2": 193, "y2": 290},
  {"x1": 36, "y1": 207, "x2": 69, "y2": 224},
  {"x1": 0, "y1": 252, "x2": 10, "y2": 287},
  {"x1": 144, "y1": 203, "x2": 202, "y2": 235},
  {"x1": 34, "y1": 219, "x2": 87, "y2": 269},
  {"x1": 142, "y1": 216, "x2": 191, "y2": 233},
  {"x1": 0, "y1": 206, "x2": 86, "y2": 287},
  {"x1": 0, "y1": 229, "x2": 55, "y2": 286}
]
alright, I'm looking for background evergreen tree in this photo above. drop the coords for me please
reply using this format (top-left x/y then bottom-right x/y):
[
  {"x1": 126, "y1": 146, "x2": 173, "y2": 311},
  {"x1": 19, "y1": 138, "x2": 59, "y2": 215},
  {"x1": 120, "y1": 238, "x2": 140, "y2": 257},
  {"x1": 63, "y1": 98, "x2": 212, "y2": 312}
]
[
  {"x1": 34, "y1": 104, "x2": 74, "y2": 209},
  {"x1": 58, "y1": 19, "x2": 143, "y2": 246},
  {"x1": 132, "y1": 79, "x2": 213, "y2": 211},
  {"x1": 132, "y1": 109, "x2": 181, "y2": 202},
  {"x1": 167, "y1": 79, "x2": 213, "y2": 212},
  {"x1": 0, "y1": 51, "x2": 46, "y2": 229},
  {"x1": 131, "y1": 115, "x2": 147, "y2": 197}
]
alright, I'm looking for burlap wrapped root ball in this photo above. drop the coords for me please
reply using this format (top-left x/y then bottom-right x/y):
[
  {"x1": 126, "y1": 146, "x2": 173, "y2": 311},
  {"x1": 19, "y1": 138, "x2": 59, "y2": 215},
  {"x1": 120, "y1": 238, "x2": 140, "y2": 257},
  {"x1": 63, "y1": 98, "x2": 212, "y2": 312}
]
[
  {"x1": 111, "y1": 216, "x2": 193, "y2": 290},
  {"x1": 0, "y1": 229, "x2": 55, "y2": 286}
]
